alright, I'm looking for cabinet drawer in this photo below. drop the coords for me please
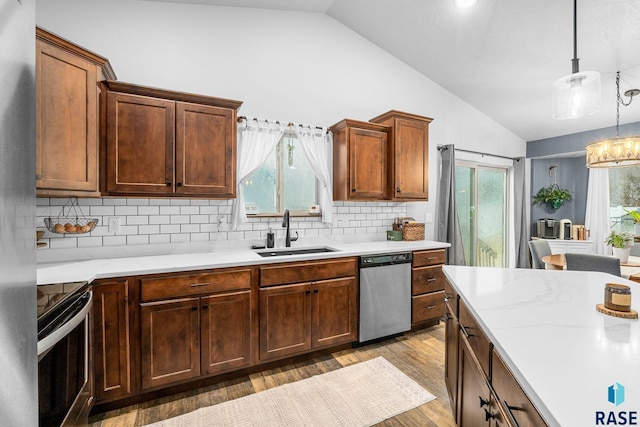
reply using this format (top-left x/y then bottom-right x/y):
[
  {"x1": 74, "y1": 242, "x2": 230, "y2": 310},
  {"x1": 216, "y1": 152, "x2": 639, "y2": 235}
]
[
  {"x1": 412, "y1": 265, "x2": 444, "y2": 295},
  {"x1": 459, "y1": 300, "x2": 492, "y2": 378},
  {"x1": 444, "y1": 278, "x2": 458, "y2": 318},
  {"x1": 492, "y1": 349, "x2": 548, "y2": 427},
  {"x1": 412, "y1": 290, "x2": 445, "y2": 324},
  {"x1": 413, "y1": 249, "x2": 446, "y2": 267},
  {"x1": 140, "y1": 267, "x2": 252, "y2": 301},
  {"x1": 259, "y1": 257, "x2": 357, "y2": 287}
]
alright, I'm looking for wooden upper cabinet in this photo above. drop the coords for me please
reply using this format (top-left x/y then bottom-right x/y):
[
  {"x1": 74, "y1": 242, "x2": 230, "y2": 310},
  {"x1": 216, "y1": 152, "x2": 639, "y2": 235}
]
[
  {"x1": 36, "y1": 27, "x2": 116, "y2": 197},
  {"x1": 100, "y1": 81, "x2": 242, "y2": 198},
  {"x1": 330, "y1": 119, "x2": 391, "y2": 201},
  {"x1": 370, "y1": 110, "x2": 433, "y2": 201}
]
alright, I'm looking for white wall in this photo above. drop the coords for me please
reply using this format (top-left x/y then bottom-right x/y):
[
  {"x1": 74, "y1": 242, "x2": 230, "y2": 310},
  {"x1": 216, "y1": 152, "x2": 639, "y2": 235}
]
[
  {"x1": 36, "y1": 0, "x2": 524, "y2": 242},
  {"x1": 0, "y1": 0, "x2": 37, "y2": 424}
]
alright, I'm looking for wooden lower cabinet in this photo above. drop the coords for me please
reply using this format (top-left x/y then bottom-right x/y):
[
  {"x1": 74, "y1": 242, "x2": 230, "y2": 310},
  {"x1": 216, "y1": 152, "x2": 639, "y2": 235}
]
[
  {"x1": 140, "y1": 290, "x2": 253, "y2": 391},
  {"x1": 140, "y1": 298, "x2": 200, "y2": 390},
  {"x1": 412, "y1": 249, "x2": 446, "y2": 327},
  {"x1": 450, "y1": 291, "x2": 548, "y2": 427},
  {"x1": 92, "y1": 278, "x2": 132, "y2": 404},
  {"x1": 259, "y1": 277, "x2": 357, "y2": 361},
  {"x1": 259, "y1": 258, "x2": 358, "y2": 362}
]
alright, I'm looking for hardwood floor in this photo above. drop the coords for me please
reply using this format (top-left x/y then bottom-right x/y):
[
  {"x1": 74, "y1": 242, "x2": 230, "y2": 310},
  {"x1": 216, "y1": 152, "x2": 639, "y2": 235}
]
[{"x1": 88, "y1": 324, "x2": 455, "y2": 426}]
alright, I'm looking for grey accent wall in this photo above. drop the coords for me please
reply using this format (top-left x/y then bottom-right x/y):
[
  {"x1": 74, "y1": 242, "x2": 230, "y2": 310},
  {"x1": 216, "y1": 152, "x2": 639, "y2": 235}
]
[
  {"x1": 0, "y1": 0, "x2": 37, "y2": 425},
  {"x1": 527, "y1": 121, "x2": 640, "y2": 158},
  {"x1": 530, "y1": 157, "x2": 589, "y2": 237}
]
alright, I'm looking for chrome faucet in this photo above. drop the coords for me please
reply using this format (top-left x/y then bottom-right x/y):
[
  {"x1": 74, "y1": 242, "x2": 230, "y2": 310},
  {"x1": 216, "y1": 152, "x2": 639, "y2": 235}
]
[{"x1": 282, "y1": 209, "x2": 298, "y2": 247}]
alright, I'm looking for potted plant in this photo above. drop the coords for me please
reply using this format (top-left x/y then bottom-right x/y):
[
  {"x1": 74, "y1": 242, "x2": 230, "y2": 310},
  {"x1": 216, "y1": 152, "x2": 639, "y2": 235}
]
[
  {"x1": 605, "y1": 230, "x2": 633, "y2": 263},
  {"x1": 624, "y1": 208, "x2": 640, "y2": 236},
  {"x1": 533, "y1": 184, "x2": 572, "y2": 210}
]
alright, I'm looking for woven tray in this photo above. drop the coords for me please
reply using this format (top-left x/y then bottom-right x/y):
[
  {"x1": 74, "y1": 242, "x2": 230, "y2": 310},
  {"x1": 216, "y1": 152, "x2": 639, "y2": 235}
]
[{"x1": 402, "y1": 223, "x2": 425, "y2": 241}]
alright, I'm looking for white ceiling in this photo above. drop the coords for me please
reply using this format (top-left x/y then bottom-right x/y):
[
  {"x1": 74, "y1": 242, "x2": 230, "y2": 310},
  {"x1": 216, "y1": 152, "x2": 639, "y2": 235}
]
[{"x1": 147, "y1": 0, "x2": 640, "y2": 142}]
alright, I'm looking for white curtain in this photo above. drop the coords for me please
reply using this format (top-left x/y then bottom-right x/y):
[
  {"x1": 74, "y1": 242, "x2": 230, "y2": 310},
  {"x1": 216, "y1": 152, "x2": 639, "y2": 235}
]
[
  {"x1": 294, "y1": 126, "x2": 333, "y2": 224},
  {"x1": 232, "y1": 118, "x2": 286, "y2": 230},
  {"x1": 585, "y1": 168, "x2": 610, "y2": 255}
]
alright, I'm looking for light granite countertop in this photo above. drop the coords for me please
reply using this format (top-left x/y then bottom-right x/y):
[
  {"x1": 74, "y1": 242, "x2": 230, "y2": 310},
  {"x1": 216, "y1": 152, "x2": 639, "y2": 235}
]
[
  {"x1": 37, "y1": 239, "x2": 450, "y2": 285},
  {"x1": 443, "y1": 265, "x2": 640, "y2": 427}
]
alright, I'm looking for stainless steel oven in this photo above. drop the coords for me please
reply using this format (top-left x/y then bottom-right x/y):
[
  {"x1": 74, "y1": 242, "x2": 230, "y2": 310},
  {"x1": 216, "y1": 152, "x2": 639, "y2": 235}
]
[{"x1": 37, "y1": 282, "x2": 92, "y2": 427}]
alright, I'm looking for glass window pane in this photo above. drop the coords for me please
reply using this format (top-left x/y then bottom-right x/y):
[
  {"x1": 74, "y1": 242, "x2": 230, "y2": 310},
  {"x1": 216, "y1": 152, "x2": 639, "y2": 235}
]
[
  {"x1": 609, "y1": 166, "x2": 640, "y2": 234},
  {"x1": 243, "y1": 135, "x2": 318, "y2": 214},
  {"x1": 477, "y1": 168, "x2": 506, "y2": 267},
  {"x1": 283, "y1": 137, "x2": 316, "y2": 211},
  {"x1": 243, "y1": 154, "x2": 276, "y2": 214},
  {"x1": 455, "y1": 166, "x2": 474, "y2": 266}
]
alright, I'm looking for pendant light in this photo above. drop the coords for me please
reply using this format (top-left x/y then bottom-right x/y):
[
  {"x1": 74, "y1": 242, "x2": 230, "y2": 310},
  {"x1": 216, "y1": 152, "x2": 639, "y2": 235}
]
[
  {"x1": 552, "y1": 0, "x2": 601, "y2": 120},
  {"x1": 585, "y1": 72, "x2": 640, "y2": 168},
  {"x1": 454, "y1": 0, "x2": 478, "y2": 9}
]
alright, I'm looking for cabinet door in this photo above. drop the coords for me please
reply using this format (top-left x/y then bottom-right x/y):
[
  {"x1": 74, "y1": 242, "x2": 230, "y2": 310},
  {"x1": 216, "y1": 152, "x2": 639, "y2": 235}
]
[
  {"x1": 393, "y1": 118, "x2": 429, "y2": 200},
  {"x1": 201, "y1": 290, "x2": 251, "y2": 375},
  {"x1": 444, "y1": 301, "x2": 459, "y2": 422},
  {"x1": 36, "y1": 39, "x2": 99, "y2": 195},
  {"x1": 105, "y1": 91, "x2": 175, "y2": 195},
  {"x1": 92, "y1": 278, "x2": 131, "y2": 403},
  {"x1": 458, "y1": 335, "x2": 492, "y2": 427},
  {"x1": 175, "y1": 102, "x2": 235, "y2": 197},
  {"x1": 312, "y1": 277, "x2": 357, "y2": 349},
  {"x1": 349, "y1": 127, "x2": 388, "y2": 199},
  {"x1": 259, "y1": 283, "x2": 311, "y2": 361},
  {"x1": 140, "y1": 298, "x2": 200, "y2": 389}
]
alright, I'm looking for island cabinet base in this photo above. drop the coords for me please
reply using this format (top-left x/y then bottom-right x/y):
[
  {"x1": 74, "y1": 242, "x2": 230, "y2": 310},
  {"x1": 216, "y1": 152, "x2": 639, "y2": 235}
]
[{"x1": 445, "y1": 280, "x2": 548, "y2": 427}]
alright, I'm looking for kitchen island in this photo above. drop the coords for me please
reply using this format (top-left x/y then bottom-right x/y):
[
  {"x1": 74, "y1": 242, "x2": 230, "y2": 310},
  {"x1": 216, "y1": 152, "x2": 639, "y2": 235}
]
[{"x1": 443, "y1": 265, "x2": 640, "y2": 427}]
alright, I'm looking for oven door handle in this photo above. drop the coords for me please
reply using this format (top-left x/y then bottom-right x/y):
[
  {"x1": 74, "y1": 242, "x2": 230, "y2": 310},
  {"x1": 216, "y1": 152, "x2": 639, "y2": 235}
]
[{"x1": 37, "y1": 291, "x2": 92, "y2": 358}]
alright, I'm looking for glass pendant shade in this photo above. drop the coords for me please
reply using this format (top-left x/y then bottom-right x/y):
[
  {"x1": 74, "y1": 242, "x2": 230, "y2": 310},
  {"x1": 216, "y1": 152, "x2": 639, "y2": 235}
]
[
  {"x1": 553, "y1": 70, "x2": 601, "y2": 119},
  {"x1": 586, "y1": 136, "x2": 640, "y2": 168},
  {"x1": 454, "y1": 0, "x2": 478, "y2": 9}
]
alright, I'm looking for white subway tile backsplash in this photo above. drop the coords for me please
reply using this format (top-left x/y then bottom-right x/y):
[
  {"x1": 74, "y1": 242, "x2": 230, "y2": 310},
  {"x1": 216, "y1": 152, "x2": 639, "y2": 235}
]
[
  {"x1": 36, "y1": 197, "x2": 407, "y2": 251},
  {"x1": 160, "y1": 206, "x2": 180, "y2": 215}
]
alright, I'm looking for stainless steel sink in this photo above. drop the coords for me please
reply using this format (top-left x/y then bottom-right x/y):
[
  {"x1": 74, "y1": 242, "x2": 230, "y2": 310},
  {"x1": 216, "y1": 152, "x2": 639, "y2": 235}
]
[{"x1": 256, "y1": 246, "x2": 339, "y2": 257}]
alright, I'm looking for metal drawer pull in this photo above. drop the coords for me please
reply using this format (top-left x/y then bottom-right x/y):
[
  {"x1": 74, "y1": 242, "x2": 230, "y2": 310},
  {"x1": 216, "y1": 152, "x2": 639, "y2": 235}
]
[
  {"x1": 479, "y1": 396, "x2": 489, "y2": 408},
  {"x1": 427, "y1": 305, "x2": 437, "y2": 310},
  {"x1": 484, "y1": 408, "x2": 497, "y2": 421},
  {"x1": 461, "y1": 325, "x2": 474, "y2": 338},
  {"x1": 426, "y1": 278, "x2": 436, "y2": 282},
  {"x1": 427, "y1": 257, "x2": 437, "y2": 260},
  {"x1": 503, "y1": 401, "x2": 521, "y2": 427},
  {"x1": 190, "y1": 282, "x2": 210, "y2": 287}
]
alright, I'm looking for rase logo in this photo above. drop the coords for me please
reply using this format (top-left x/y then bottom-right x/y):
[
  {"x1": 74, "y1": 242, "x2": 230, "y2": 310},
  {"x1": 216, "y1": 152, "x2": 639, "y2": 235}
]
[{"x1": 596, "y1": 382, "x2": 637, "y2": 425}]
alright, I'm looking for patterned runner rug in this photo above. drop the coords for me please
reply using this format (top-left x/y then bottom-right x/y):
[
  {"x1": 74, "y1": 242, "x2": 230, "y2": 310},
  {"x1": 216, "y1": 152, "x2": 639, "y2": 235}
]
[{"x1": 145, "y1": 356, "x2": 435, "y2": 427}]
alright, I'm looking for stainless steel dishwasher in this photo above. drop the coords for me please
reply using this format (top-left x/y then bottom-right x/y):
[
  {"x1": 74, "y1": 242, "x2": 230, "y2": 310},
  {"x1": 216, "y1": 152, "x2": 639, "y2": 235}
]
[{"x1": 359, "y1": 252, "x2": 412, "y2": 343}]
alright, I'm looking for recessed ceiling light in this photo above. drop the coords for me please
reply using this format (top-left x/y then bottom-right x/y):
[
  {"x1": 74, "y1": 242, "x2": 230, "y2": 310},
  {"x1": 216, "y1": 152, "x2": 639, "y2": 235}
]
[{"x1": 454, "y1": 0, "x2": 479, "y2": 9}]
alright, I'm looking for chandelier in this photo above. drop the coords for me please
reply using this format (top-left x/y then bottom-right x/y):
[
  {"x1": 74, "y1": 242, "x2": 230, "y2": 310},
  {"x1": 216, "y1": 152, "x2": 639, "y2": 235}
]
[{"x1": 585, "y1": 72, "x2": 640, "y2": 168}]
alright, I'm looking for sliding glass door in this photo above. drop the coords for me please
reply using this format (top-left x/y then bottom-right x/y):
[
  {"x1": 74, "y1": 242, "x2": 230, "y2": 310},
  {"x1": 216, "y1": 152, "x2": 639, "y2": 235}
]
[{"x1": 455, "y1": 162, "x2": 508, "y2": 267}]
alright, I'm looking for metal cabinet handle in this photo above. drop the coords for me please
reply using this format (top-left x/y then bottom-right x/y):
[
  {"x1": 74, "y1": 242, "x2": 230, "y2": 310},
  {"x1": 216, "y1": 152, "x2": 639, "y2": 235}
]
[
  {"x1": 426, "y1": 278, "x2": 436, "y2": 282},
  {"x1": 191, "y1": 306, "x2": 198, "y2": 312},
  {"x1": 202, "y1": 304, "x2": 209, "y2": 310},
  {"x1": 190, "y1": 282, "x2": 210, "y2": 287},
  {"x1": 166, "y1": 181, "x2": 172, "y2": 186},
  {"x1": 177, "y1": 182, "x2": 183, "y2": 187},
  {"x1": 479, "y1": 396, "x2": 489, "y2": 408},
  {"x1": 396, "y1": 187, "x2": 401, "y2": 193},
  {"x1": 503, "y1": 401, "x2": 521, "y2": 427},
  {"x1": 461, "y1": 325, "x2": 474, "y2": 338},
  {"x1": 427, "y1": 305, "x2": 437, "y2": 310},
  {"x1": 484, "y1": 408, "x2": 497, "y2": 421}
]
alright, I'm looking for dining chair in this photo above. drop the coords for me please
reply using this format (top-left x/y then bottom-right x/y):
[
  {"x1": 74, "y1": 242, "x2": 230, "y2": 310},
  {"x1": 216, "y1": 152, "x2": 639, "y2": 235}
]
[
  {"x1": 564, "y1": 253, "x2": 621, "y2": 277},
  {"x1": 528, "y1": 240, "x2": 552, "y2": 269}
]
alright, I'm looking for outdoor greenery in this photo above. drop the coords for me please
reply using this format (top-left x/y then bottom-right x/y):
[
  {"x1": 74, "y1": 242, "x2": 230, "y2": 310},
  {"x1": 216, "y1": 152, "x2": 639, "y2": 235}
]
[
  {"x1": 610, "y1": 167, "x2": 640, "y2": 206},
  {"x1": 625, "y1": 208, "x2": 640, "y2": 224},
  {"x1": 533, "y1": 184, "x2": 572, "y2": 210},
  {"x1": 605, "y1": 230, "x2": 633, "y2": 249}
]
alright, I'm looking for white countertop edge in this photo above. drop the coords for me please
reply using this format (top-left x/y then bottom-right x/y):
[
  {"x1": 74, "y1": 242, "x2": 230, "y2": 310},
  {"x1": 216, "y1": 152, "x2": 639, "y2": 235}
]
[{"x1": 37, "y1": 239, "x2": 450, "y2": 285}]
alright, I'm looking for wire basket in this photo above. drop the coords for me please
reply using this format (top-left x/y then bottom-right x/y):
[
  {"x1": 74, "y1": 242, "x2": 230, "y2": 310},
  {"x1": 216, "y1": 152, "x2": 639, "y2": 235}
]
[{"x1": 44, "y1": 197, "x2": 99, "y2": 234}]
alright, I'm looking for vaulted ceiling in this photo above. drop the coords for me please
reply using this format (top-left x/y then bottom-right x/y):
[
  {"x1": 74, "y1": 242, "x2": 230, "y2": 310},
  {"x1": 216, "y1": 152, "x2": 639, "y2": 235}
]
[{"x1": 146, "y1": 0, "x2": 640, "y2": 142}]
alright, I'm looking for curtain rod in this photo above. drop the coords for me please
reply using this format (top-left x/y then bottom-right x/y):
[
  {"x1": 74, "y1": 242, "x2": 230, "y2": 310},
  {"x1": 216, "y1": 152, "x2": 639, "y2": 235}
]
[
  {"x1": 437, "y1": 145, "x2": 520, "y2": 162},
  {"x1": 237, "y1": 116, "x2": 324, "y2": 131}
]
